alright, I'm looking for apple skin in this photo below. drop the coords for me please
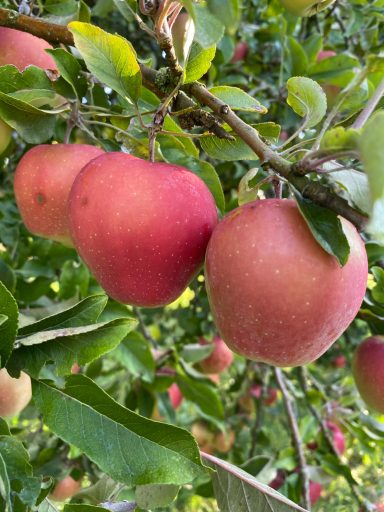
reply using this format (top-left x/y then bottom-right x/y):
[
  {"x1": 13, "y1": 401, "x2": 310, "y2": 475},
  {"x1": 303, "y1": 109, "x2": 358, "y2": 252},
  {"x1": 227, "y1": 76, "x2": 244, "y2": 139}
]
[
  {"x1": 250, "y1": 384, "x2": 278, "y2": 406},
  {"x1": 326, "y1": 421, "x2": 345, "y2": 455},
  {"x1": 353, "y1": 336, "x2": 384, "y2": 413},
  {"x1": 191, "y1": 422, "x2": 215, "y2": 454},
  {"x1": 14, "y1": 144, "x2": 105, "y2": 246},
  {"x1": 280, "y1": 0, "x2": 336, "y2": 16},
  {"x1": 168, "y1": 383, "x2": 183, "y2": 409},
  {"x1": 310, "y1": 481, "x2": 322, "y2": 505},
  {"x1": 214, "y1": 429, "x2": 235, "y2": 453},
  {"x1": 50, "y1": 476, "x2": 82, "y2": 502},
  {"x1": 268, "y1": 469, "x2": 286, "y2": 490},
  {"x1": 332, "y1": 355, "x2": 347, "y2": 368},
  {"x1": 0, "y1": 369, "x2": 32, "y2": 417},
  {"x1": 199, "y1": 336, "x2": 233, "y2": 374},
  {"x1": 69, "y1": 153, "x2": 218, "y2": 307},
  {"x1": 205, "y1": 199, "x2": 368, "y2": 367},
  {"x1": 0, "y1": 27, "x2": 57, "y2": 71},
  {"x1": 0, "y1": 119, "x2": 12, "y2": 155},
  {"x1": 230, "y1": 42, "x2": 249, "y2": 63}
]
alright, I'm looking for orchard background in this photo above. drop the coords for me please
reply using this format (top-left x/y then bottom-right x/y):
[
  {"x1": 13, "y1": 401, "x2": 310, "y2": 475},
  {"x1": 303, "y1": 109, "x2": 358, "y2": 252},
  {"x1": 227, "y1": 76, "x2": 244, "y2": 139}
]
[{"x1": 0, "y1": 0, "x2": 384, "y2": 511}]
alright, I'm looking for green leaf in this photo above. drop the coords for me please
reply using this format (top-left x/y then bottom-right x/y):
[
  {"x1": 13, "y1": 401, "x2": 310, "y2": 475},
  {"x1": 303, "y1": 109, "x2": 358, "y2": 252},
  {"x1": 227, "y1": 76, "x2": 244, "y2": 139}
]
[
  {"x1": 185, "y1": 43, "x2": 216, "y2": 84},
  {"x1": 135, "y1": 483, "x2": 179, "y2": 509},
  {"x1": 0, "y1": 436, "x2": 41, "y2": 508},
  {"x1": 181, "y1": 343, "x2": 214, "y2": 364},
  {"x1": 58, "y1": 260, "x2": 90, "y2": 300},
  {"x1": 69, "y1": 22, "x2": 141, "y2": 102},
  {"x1": 294, "y1": 193, "x2": 350, "y2": 266},
  {"x1": 177, "y1": 374, "x2": 224, "y2": 420},
  {"x1": 207, "y1": 0, "x2": 241, "y2": 34},
  {"x1": 64, "y1": 506, "x2": 108, "y2": 512},
  {"x1": 328, "y1": 167, "x2": 370, "y2": 214},
  {"x1": 194, "y1": 4, "x2": 224, "y2": 48},
  {"x1": 0, "y1": 91, "x2": 56, "y2": 143},
  {"x1": 0, "y1": 453, "x2": 11, "y2": 512},
  {"x1": 204, "y1": 453, "x2": 308, "y2": 512},
  {"x1": 209, "y1": 86, "x2": 267, "y2": 113},
  {"x1": 287, "y1": 77, "x2": 327, "y2": 129},
  {"x1": 113, "y1": 331, "x2": 155, "y2": 383},
  {"x1": 309, "y1": 55, "x2": 360, "y2": 88},
  {"x1": 46, "y1": 48, "x2": 88, "y2": 99},
  {"x1": 200, "y1": 128, "x2": 257, "y2": 161},
  {"x1": 0, "y1": 281, "x2": 18, "y2": 368},
  {"x1": 18, "y1": 294, "x2": 108, "y2": 337},
  {"x1": 359, "y1": 110, "x2": 384, "y2": 243},
  {"x1": 9, "y1": 318, "x2": 137, "y2": 378},
  {"x1": 162, "y1": 115, "x2": 199, "y2": 158},
  {"x1": 33, "y1": 375, "x2": 205, "y2": 486},
  {"x1": 320, "y1": 127, "x2": 360, "y2": 152},
  {"x1": 0, "y1": 65, "x2": 53, "y2": 94},
  {"x1": 0, "y1": 259, "x2": 16, "y2": 294},
  {"x1": 286, "y1": 37, "x2": 308, "y2": 77}
]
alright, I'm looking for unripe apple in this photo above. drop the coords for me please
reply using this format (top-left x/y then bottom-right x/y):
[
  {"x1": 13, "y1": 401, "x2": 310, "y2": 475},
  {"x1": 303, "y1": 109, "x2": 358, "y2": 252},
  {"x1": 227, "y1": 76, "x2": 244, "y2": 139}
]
[
  {"x1": 326, "y1": 421, "x2": 345, "y2": 455},
  {"x1": 0, "y1": 27, "x2": 57, "y2": 71},
  {"x1": 69, "y1": 153, "x2": 218, "y2": 307},
  {"x1": 168, "y1": 383, "x2": 183, "y2": 409},
  {"x1": 353, "y1": 336, "x2": 384, "y2": 413},
  {"x1": 214, "y1": 429, "x2": 235, "y2": 453},
  {"x1": 280, "y1": 0, "x2": 336, "y2": 16},
  {"x1": 0, "y1": 119, "x2": 12, "y2": 155},
  {"x1": 310, "y1": 481, "x2": 322, "y2": 505},
  {"x1": 230, "y1": 42, "x2": 249, "y2": 63},
  {"x1": 14, "y1": 144, "x2": 105, "y2": 246},
  {"x1": 250, "y1": 384, "x2": 278, "y2": 406},
  {"x1": 50, "y1": 475, "x2": 82, "y2": 502},
  {"x1": 205, "y1": 199, "x2": 368, "y2": 367},
  {"x1": 198, "y1": 336, "x2": 233, "y2": 374},
  {"x1": 332, "y1": 354, "x2": 347, "y2": 368},
  {"x1": 191, "y1": 422, "x2": 215, "y2": 454},
  {"x1": 0, "y1": 369, "x2": 32, "y2": 417}
]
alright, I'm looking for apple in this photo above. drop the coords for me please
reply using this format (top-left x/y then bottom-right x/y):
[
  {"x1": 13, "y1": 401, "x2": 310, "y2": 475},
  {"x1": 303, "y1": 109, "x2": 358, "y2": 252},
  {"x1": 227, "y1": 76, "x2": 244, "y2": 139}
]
[
  {"x1": 317, "y1": 50, "x2": 337, "y2": 62},
  {"x1": 353, "y1": 336, "x2": 384, "y2": 413},
  {"x1": 69, "y1": 153, "x2": 218, "y2": 307},
  {"x1": 191, "y1": 422, "x2": 215, "y2": 454},
  {"x1": 310, "y1": 481, "x2": 322, "y2": 505},
  {"x1": 71, "y1": 363, "x2": 81, "y2": 374},
  {"x1": 0, "y1": 369, "x2": 32, "y2": 417},
  {"x1": 50, "y1": 475, "x2": 82, "y2": 502},
  {"x1": 326, "y1": 421, "x2": 345, "y2": 455},
  {"x1": 214, "y1": 429, "x2": 235, "y2": 453},
  {"x1": 198, "y1": 335, "x2": 233, "y2": 374},
  {"x1": 230, "y1": 42, "x2": 249, "y2": 63},
  {"x1": 0, "y1": 27, "x2": 57, "y2": 71},
  {"x1": 280, "y1": 0, "x2": 336, "y2": 16},
  {"x1": 268, "y1": 469, "x2": 286, "y2": 490},
  {"x1": 205, "y1": 199, "x2": 368, "y2": 367},
  {"x1": 332, "y1": 355, "x2": 347, "y2": 368},
  {"x1": 250, "y1": 384, "x2": 278, "y2": 406},
  {"x1": 14, "y1": 144, "x2": 105, "y2": 246},
  {"x1": 168, "y1": 383, "x2": 183, "y2": 409},
  {"x1": 0, "y1": 119, "x2": 11, "y2": 154}
]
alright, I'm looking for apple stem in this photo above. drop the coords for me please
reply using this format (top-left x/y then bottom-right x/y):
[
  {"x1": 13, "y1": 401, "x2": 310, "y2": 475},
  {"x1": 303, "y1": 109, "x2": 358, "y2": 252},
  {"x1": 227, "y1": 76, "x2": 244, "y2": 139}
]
[{"x1": 274, "y1": 367, "x2": 311, "y2": 511}]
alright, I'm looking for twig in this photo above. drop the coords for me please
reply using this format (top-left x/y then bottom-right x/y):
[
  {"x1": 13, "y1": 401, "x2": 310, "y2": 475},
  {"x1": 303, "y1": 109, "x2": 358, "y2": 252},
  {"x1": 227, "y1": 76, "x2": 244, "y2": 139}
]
[
  {"x1": 298, "y1": 367, "x2": 370, "y2": 512},
  {"x1": 133, "y1": 307, "x2": 157, "y2": 348},
  {"x1": 248, "y1": 364, "x2": 269, "y2": 458},
  {"x1": 352, "y1": 77, "x2": 384, "y2": 129},
  {"x1": 274, "y1": 367, "x2": 310, "y2": 511}
]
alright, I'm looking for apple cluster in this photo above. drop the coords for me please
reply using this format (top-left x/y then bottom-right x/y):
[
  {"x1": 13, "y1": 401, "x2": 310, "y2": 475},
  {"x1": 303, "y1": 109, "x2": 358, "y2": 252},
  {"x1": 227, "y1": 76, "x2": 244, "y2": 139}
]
[{"x1": 1, "y1": 25, "x2": 380, "y2": 419}]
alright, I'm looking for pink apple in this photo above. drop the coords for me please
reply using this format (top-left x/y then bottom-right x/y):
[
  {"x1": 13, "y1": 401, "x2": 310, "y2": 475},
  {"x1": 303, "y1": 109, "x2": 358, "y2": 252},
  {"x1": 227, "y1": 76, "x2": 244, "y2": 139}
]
[
  {"x1": 353, "y1": 336, "x2": 384, "y2": 413},
  {"x1": 199, "y1": 335, "x2": 233, "y2": 374}
]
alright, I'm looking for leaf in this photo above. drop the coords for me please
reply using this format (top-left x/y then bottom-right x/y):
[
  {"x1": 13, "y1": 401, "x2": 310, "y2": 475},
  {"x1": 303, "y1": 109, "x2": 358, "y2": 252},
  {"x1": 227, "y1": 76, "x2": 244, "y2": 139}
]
[
  {"x1": 207, "y1": 0, "x2": 241, "y2": 34},
  {"x1": 0, "y1": 436, "x2": 41, "y2": 508},
  {"x1": 18, "y1": 294, "x2": 108, "y2": 337},
  {"x1": 320, "y1": 127, "x2": 360, "y2": 152},
  {"x1": 176, "y1": 374, "x2": 224, "y2": 420},
  {"x1": 327, "y1": 166, "x2": 371, "y2": 214},
  {"x1": 294, "y1": 192, "x2": 350, "y2": 266},
  {"x1": 135, "y1": 483, "x2": 179, "y2": 509},
  {"x1": 69, "y1": 22, "x2": 141, "y2": 102},
  {"x1": 162, "y1": 115, "x2": 199, "y2": 158},
  {"x1": 194, "y1": 4, "x2": 224, "y2": 48},
  {"x1": 203, "y1": 453, "x2": 308, "y2": 512},
  {"x1": 286, "y1": 77, "x2": 327, "y2": 129},
  {"x1": 0, "y1": 65, "x2": 53, "y2": 94},
  {"x1": 200, "y1": 128, "x2": 257, "y2": 161},
  {"x1": 33, "y1": 375, "x2": 206, "y2": 486},
  {"x1": 286, "y1": 37, "x2": 308, "y2": 77},
  {"x1": 8, "y1": 318, "x2": 137, "y2": 378},
  {"x1": 0, "y1": 281, "x2": 18, "y2": 368},
  {"x1": 113, "y1": 331, "x2": 155, "y2": 383},
  {"x1": 181, "y1": 343, "x2": 214, "y2": 364},
  {"x1": 309, "y1": 55, "x2": 360, "y2": 88},
  {"x1": 46, "y1": 48, "x2": 88, "y2": 99},
  {"x1": 185, "y1": 43, "x2": 216, "y2": 83},
  {"x1": 0, "y1": 91, "x2": 56, "y2": 143},
  {"x1": 209, "y1": 86, "x2": 267, "y2": 113},
  {"x1": 64, "y1": 506, "x2": 107, "y2": 512}
]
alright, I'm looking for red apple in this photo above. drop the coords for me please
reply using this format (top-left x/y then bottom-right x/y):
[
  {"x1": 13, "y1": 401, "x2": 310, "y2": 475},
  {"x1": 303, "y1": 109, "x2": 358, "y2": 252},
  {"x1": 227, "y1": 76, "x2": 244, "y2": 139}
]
[
  {"x1": 50, "y1": 475, "x2": 82, "y2": 502},
  {"x1": 326, "y1": 421, "x2": 345, "y2": 455},
  {"x1": 0, "y1": 369, "x2": 32, "y2": 417},
  {"x1": 205, "y1": 199, "x2": 368, "y2": 367},
  {"x1": 0, "y1": 27, "x2": 57, "y2": 71},
  {"x1": 71, "y1": 363, "x2": 81, "y2": 374},
  {"x1": 250, "y1": 384, "x2": 278, "y2": 406},
  {"x1": 214, "y1": 429, "x2": 235, "y2": 453},
  {"x1": 14, "y1": 144, "x2": 105, "y2": 246},
  {"x1": 69, "y1": 153, "x2": 218, "y2": 307},
  {"x1": 268, "y1": 469, "x2": 286, "y2": 490},
  {"x1": 353, "y1": 336, "x2": 384, "y2": 413},
  {"x1": 168, "y1": 383, "x2": 183, "y2": 409},
  {"x1": 310, "y1": 481, "x2": 322, "y2": 505},
  {"x1": 230, "y1": 42, "x2": 249, "y2": 63},
  {"x1": 199, "y1": 336, "x2": 233, "y2": 374},
  {"x1": 332, "y1": 355, "x2": 347, "y2": 368},
  {"x1": 0, "y1": 119, "x2": 11, "y2": 154},
  {"x1": 317, "y1": 50, "x2": 337, "y2": 62},
  {"x1": 191, "y1": 422, "x2": 215, "y2": 454}
]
